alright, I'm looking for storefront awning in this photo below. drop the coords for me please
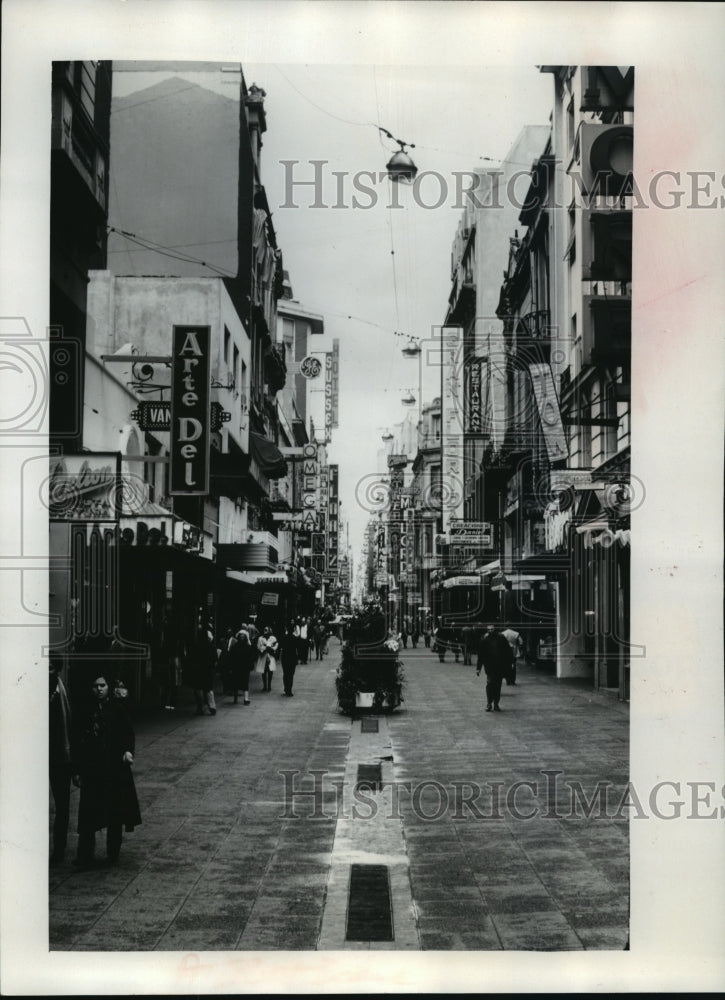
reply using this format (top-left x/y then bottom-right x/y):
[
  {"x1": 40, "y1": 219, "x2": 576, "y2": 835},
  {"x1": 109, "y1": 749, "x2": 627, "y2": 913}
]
[
  {"x1": 442, "y1": 575, "x2": 481, "y2": 589},
  {"x1": 226, "y1": 570, "x2": 290, "y2": 585},
  {"x1": 477, "y1": 559, "x2": 502, "y2": 577},
  {"x1": 249, "y1": 432, "x2": 288, "y2": 480}
]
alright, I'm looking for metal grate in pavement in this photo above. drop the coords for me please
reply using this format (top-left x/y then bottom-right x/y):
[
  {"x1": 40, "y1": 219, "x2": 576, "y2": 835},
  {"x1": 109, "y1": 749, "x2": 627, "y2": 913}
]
[
  {"x1": 346, "y1": 864, "x2": 393, "y2": 941},
  {"x1": 356, "y1": 763, "x2": 382, "y2": 790},
  {"x1": 361, "y1": 717, "x2": 379, "y2": 733}
]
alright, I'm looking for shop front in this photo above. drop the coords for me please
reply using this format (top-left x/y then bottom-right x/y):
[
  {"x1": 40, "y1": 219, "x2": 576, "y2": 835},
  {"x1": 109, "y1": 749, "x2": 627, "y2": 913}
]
[
  {"x1": 48, "y1": 452, "x2": 126, "y2": 705},
  {"x1": 118, "y1": 507, "x2": 216, "y2": 705},
  {"x1": 222, "y1": 569, "x2": 301, "y2": 632}
]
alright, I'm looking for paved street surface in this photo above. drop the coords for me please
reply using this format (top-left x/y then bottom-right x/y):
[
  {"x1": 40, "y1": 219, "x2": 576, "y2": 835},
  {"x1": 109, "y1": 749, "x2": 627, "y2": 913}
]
[{"x1": 50, "y1": 643, "x2": 629, "y2": 951}]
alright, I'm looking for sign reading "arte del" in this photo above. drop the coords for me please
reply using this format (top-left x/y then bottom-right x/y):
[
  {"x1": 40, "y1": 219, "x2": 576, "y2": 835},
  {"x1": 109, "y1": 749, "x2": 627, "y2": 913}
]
[{"x1": 170, "y1": 326, "x2": 211, "y2": 495}]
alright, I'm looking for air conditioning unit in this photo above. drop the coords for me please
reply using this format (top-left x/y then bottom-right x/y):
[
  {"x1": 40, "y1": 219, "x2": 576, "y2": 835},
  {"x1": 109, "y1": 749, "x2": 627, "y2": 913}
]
[
  {"x1": 577, "y1": 123, "x2": 633, "y2": 196},
  {"x1": 581, "y1": 209, "x2": 632, "y2": 281}
]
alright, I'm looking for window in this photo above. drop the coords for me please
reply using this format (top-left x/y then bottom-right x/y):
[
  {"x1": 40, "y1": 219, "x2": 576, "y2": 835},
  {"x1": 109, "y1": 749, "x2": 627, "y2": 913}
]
[
  {"x1": 224, "y1": 327, "x2": 231, "y2": 368},
  {"x1": 73, "y1": 62, "x2": 97, "y2": 122}
]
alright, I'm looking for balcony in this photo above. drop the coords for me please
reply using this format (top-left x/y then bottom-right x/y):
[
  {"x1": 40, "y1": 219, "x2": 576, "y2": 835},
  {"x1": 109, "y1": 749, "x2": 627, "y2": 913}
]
[
  {"x1": 264, "y1": 343, "x2": 287, "y2": 394},
  {"x1": 51, "y1": 88, "x2": 107, "y2": 212},
  {"x1": 447, "y1": 278, "x2": 476, "y2": 324},
  {"x1": 581, "y1": 295, "x2": 631, "y2": 366},
  {"x1": 581, "y1": 209, "x2": 632, "y2": 282}
]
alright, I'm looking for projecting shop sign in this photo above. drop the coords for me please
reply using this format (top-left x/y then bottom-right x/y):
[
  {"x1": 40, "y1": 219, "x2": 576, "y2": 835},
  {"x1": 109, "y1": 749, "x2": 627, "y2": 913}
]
[
  {"x1": 170, "y1": 326, "x2": 211, "y2": 495},
  {"x1": 449, "y1": 519, "x2": 493, "y2": 546},
  {"x1": 440, "y1": 325, "x2": 465, "y2": 531}
]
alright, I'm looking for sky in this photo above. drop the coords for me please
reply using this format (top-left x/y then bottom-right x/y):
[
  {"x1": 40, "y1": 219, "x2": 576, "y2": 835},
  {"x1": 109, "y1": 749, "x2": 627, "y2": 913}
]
[{"x1": 243, "y1": 62, "x2": 554, "y2": 561}]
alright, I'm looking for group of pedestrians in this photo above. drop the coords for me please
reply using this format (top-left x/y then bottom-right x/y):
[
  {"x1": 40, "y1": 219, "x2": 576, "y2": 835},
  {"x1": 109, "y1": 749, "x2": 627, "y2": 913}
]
[
  {"x1": 427, "y1": 618, "x2": 525, "y2": 711},
  {"x1": 157, "y1": 614, "x2": 334, "y2": 715}
]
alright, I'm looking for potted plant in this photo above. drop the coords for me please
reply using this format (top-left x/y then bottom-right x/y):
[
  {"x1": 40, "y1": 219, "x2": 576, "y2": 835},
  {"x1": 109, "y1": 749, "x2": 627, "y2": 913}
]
[{"x1": 335, "y1": 606, "x2": 405, "y2": 716}]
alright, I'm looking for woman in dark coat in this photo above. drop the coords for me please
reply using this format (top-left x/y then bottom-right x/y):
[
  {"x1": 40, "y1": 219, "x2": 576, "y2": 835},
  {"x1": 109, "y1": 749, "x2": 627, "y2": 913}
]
[
  {"x1": 230, "y1": 627, "x2": 255, "y2": 705},
  {"x1": 279, "y1": 623, "x2": 299, "y2": 697},
  {"x1": 71, "y1": 673, "x2": 142, "y2": 869}
]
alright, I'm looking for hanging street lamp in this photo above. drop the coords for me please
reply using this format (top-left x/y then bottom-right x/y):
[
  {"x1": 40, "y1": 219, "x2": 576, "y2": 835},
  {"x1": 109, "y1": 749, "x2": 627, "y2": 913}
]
[
  {"x1": 401, "y1": 338, "x2": 421, "y2": 359},
  {"x1": 379, "y1": 127, "x2": 418, "y2": 184}
]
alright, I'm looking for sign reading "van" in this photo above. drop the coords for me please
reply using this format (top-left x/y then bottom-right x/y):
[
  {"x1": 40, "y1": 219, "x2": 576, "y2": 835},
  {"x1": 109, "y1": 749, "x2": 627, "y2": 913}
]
[{"x1": 170, "y1": 326, "x2": 211, "y2": 495}]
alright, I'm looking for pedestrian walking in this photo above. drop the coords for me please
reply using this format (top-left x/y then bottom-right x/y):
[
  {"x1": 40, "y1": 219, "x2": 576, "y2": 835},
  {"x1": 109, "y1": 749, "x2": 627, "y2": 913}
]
[
  {"x1": 461, "y1": 624, "x2": 475, "y2": 665},
  {"x1": 452, "y1": 626, "x2": 462, "y2": 663},
  {"x1": 230, "y1": 626, "x2": 255, "y2": 704},
  {"x1": 279, "y1": 623, "x2": 299, "y2": 696},
  {"x1": 255, "y1": 626, "x2": 279, "y2": 691},
  {"x1": 297, "y1": 617, "x2": 310, "y2": 664},
  {"x1": 423, "y1": 618, "x2": 431, "y2": 648},
  {"x1": 501, "y1": 625, "x2": 524, "y2": 685},
  {"x1": 49, "y1": 657, "x2": 72, "y2": 865},
  {"x1": 190, "y1": 626, "x2": 217, "y2": 716},
  {"x1": 162, "y1": 630, "x2": 184, "y2": 711},
  {"x1": 476, "y1": 624, "x2": 515, "y2": 712},
  {"x1": 313, "y1": 620, "x2": 326, "y2": 660},
  {"x1": 411, "y1": 624, "x2": 420, "y2": 648},
  {"x1": 71, "y1": 672, "x2": 142, "y2": 869},
  {"x1": 218, "y1": 627, "x2": 235, "y2": 695},
  {"x1": 432, "y1": 620, "x2": 447, "y2": 662}
]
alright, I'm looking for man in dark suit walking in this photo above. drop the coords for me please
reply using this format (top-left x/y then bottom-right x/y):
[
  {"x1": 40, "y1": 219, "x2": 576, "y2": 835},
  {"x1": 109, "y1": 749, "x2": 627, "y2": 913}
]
[{"x1": 476, "y1": 624, "x2": 514, "y2": 712}]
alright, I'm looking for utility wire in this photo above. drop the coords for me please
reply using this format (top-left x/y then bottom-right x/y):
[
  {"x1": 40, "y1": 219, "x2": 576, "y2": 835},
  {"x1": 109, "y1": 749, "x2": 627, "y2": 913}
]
[
  {"x1": 271, "y1": 65, "x2": 538, "y2": 168},
  {"x1": 107, "y1": 227, "x2": 235, "y2": 278}
]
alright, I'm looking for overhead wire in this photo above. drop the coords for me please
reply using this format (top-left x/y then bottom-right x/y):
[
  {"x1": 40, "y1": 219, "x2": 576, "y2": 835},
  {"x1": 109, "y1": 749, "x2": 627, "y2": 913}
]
[
  {"x1": 271, "y1": 65, "x2": 538, "y2": 168},
  {"x1": 107, "y1": 226, "x2": 235, "y2": 278}
]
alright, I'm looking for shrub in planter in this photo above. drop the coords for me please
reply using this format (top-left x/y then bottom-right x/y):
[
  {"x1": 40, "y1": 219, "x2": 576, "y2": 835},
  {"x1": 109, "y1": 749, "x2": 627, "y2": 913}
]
[{"x1": 335, "y1": 606, "x2": 405, "y2": 715}]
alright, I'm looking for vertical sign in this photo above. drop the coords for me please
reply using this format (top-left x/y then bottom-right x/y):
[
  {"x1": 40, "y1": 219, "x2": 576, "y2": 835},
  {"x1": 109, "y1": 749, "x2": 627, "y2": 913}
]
[
  {"x1": 324, "y1": 339, "x2": 340, "y2": 440},
  {"x1": 465, "y1": 358, "x2": 483, "y2": 434},
  {"x1": 330, "y1": 338, "x2": 340, "y2": 428},
  {"x1": 301, "y1": 442, "x2": 319, "y2": 525},
  {"x1": 528, "y1": 363, "x2": 569, "y2": 463},
  {"x1": 327, "y1": 464, "x2": 339, "y2": 575},
  {"x1": 440, "y1": 325, "x2": 465, "y2": 531},
  {"x1": 387, "y1": 455, "x2": 406, "y2": 586},
  {"x1": 170, "y1": 326, "x2": 211, "y2": 495}
]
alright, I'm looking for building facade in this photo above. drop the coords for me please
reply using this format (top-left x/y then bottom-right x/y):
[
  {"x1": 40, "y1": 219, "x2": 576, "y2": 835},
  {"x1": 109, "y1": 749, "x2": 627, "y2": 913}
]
[{"x1": 49, "y1": 61, "x2": 330, "y2": 704}]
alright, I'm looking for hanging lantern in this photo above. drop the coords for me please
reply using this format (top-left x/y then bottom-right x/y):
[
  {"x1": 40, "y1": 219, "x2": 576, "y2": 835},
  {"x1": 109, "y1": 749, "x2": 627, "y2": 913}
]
[
  {"x1": 401, "y1": 338, "x2": 421, "y2": 358},
  {"x1": 381, "y1": 431, "x2": 394, "y2": 443},
  {"x1": 385, "y1": 146, "x2": 418, "y2": 184},
  {"x1": 378, "y1": 128, "x2": 418, "y2": 184},
  {"x1": 401, "y1": 391, "x2": 416, "y2": 406}
]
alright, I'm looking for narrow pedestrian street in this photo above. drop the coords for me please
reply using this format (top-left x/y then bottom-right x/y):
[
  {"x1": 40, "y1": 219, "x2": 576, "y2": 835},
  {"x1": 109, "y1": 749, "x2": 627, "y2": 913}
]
[{"x1": 50, "y1": 641, "x2": 629, "y2": 952}]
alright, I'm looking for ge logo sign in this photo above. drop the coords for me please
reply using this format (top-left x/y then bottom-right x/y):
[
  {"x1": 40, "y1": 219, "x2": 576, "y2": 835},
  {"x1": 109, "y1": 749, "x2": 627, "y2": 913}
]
[{"x1": 300, "y1": 356, "x2": 322, "y2": 379}]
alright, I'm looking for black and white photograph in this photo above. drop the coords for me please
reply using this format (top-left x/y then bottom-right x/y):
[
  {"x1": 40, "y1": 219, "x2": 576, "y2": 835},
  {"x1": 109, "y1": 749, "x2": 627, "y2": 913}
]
[{"x1": 0, "y1": 1, "x2": 723, "y2": 995}]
